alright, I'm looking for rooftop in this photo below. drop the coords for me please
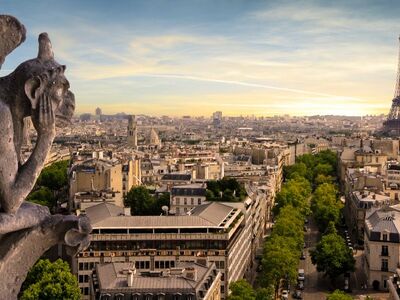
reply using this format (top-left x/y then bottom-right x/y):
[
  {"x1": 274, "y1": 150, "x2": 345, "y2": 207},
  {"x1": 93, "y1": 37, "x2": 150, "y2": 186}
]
[
  {"x1": 85, "y1": 202, "x2": 239, "y2": 229},
  {"x1": 95, "y1": 261, "x2": 220, "y2": 297}
]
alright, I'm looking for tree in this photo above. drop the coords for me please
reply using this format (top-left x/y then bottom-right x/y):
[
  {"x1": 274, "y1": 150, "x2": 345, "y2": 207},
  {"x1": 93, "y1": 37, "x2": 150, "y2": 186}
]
[
  {"x1": 316, "y1": 150, "x2": 337, "y2": 173},
  {"x1": 156, "y1": 192, "x2": 170, "y2": 212},
  {"x1": 284, "y1": 162, "x2": 308, "y2": 179},
  {"x1": 310, "y1": 231, "x2": 355, "y2": 281},
  {"x1": 27, "y1": 186, "x2": 55, "y2": 208},
  {"x1": 272, "y1": 205, "x2": 304, "y2": 250},
  {"x1": 124, "y1": 186, "x2": 154, "y2": 215},
  {"x1": 27, "y1": 160, "x2": 69, "y2": 210},
  {"x1": 262, "y1": 235, "x2": 299, "y2": 291},
  {"x1": 228, "y1": 281, "x2": 273, "y2": 300},
  {"x1": 315, "y1": 174, "x2": 334, "y2": 186},
  {"x1": 20, "y1": 259, "x2": 80, "y2": 300},
  {"x1": 255, "y1": 287, "x2": 274, "y2": 300},
  {"x1": 274, "y1": 177, "x2": 311, "y2": 215},
  {"x1": 228, "y1": 279, "x2": 256, "y2": 300},
  {"x1": 36, "y1": 160, "x2": 69, "y2": 190},
  {"x1": 124, "y1": 186, "x2": 170, "y2": 215},
  {"x1": 206, "y1": 178, "x2": 246, "y2": 202},
  {"x1": 311, "y1": 183, "x2": 342, "y2": 231},
  {"x1": 326, "y1": 289, "x2": 352, "y2": 300}
]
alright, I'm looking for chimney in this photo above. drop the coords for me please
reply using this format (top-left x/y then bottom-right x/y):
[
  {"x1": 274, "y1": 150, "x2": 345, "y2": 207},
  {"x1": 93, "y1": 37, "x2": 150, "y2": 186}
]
[
  {"x1": 124, "y1": 207, "x2": 131, "y2": 216},
  {"x1": 195, "y1": 252, "x2": 208, "y2": 266},
  {"x1": 127, "y1": 270, "x2": 134, "y2": 287},
  {"x1": 184, "y1": 267, "x2": 197, "y2": 281}
]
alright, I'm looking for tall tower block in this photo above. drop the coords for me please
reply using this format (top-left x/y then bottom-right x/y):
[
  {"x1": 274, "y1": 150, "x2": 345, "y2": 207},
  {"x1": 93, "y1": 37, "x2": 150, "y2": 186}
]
[
  {"x1": 127, "y1": 115, "x2": 138, "y2": 148},
  {"x1": 383, "y1": 36, "x2": 400, "y2": 135}
]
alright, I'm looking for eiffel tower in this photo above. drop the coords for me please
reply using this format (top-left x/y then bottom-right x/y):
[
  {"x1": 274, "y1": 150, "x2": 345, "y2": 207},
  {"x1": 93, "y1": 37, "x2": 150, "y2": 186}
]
[{"x1": 383, "y1": 36, "x2": 400, "y2": 135}]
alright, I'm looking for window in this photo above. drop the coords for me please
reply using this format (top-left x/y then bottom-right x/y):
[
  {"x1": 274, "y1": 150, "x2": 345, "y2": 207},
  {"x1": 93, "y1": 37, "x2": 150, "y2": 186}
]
[
  {"x1": 176, "y1": 198, "x2": 180, "y2": 205},
  {"x1": 158, "y1": 294, "x2": 166, "y2": 300},
  {"x1": 382, "y1": 245, "x2": 389, "y2": 256},
  {"x1": 191, "y1": 198, "x2": 194, "y2": 205},
  {"x1": 383, "y1": 234, "x2": 388, "y2": 241},
  {"x1": 115, "y1": 294, "x2": 124, "y2": 300},
  {"x1": 198, "y1": 199, "x2": 201, "y2": 205},
  {"x1": 381, "y1": 259, "x2": 389, "y2": 272},
  {"x1": 184, "y1": 198, "x2": 187, "y2": 205}
]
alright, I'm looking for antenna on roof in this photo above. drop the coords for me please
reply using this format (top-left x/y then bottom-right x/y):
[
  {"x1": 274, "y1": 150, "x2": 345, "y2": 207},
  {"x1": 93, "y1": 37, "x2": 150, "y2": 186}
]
[{"x1": 162, "y1": 206, "x2": 169, "y2": 216}]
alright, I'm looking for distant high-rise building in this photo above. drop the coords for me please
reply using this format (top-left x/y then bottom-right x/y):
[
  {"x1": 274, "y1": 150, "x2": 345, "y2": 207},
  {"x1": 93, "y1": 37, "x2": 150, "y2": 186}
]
[
  {"x1": 212, "y1": 111, "x2": 222, "y2": 127},
  {"x1": 127, "y1": 115, "x2": 138, "y2": 148},
  {"x1": 383, "y1": 36, "x2": 400, "y2": 136},
  {"x1": 95, "y1": 107, "x2": 102, "y2": 116},
  {"x1": 79, "y1": 113, "x2": 92, "y2": 122}
]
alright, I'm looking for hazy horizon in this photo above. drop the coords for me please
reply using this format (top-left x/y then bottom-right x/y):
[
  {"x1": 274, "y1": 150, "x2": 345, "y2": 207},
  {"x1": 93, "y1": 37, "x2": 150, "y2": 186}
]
[{"x1": 2, "y1": 0, "x2": 400, "y2": 116}]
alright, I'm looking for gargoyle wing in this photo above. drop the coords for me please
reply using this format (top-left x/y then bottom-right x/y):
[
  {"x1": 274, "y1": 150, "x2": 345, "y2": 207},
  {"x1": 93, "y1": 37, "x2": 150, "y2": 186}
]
[{"x1": 0, "y1": 15, "x2": 26, "y2": 69}]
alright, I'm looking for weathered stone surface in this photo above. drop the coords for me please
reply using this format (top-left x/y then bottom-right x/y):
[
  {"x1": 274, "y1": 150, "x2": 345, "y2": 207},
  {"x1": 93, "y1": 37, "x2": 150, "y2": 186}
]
[
  {"x1": 0, "y1": 15, "x2": 26, "y2": 68},
  {"x1": 0, "y1": 214, "x2": 91, "y2": 299},
  {"x1": 0, "y1": 15, "x2": 91, "y2": 299},
  {"x1": 0, "y1": 22, "x2": 75, "y2": 215},
  {"x1": 0, "y1": 201, "x2": 50, "y2": 234}
]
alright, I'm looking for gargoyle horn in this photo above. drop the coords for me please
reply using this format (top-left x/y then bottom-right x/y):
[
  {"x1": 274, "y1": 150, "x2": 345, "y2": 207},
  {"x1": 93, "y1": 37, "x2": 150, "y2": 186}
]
[{"x1": 37, "y1": 32, "x2": 54, "y2": 60}]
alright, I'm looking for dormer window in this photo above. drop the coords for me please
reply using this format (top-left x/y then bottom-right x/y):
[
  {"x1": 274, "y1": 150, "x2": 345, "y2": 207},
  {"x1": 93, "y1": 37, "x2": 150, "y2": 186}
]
[{"x1": 383, "y1": 233, "x2": 388, "y2": 241}]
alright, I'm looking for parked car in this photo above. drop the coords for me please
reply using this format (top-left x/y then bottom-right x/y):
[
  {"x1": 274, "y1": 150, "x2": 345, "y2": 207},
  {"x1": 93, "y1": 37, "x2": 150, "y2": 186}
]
[
  {"x1": 344, "y1": 277, "x2": 350, "y2": 291},
  {"x1": 297, "y1": 281, "x2": 304, "y2": 290},
  {"x1": 293, "y1": 290, "x2": 303, "y2": 299},
  {"x1": 281, "y1": 290, "x2": 289, "y2": 299},
  {"x1": 298, "y1": 269, "x2": 305, "y2": 281}
]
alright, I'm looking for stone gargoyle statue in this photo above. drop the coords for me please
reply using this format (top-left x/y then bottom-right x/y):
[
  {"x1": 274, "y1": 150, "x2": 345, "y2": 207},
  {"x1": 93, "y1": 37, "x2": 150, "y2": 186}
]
[{"x1": 0, "y1": 15, "x2": 91, "y2": 299}]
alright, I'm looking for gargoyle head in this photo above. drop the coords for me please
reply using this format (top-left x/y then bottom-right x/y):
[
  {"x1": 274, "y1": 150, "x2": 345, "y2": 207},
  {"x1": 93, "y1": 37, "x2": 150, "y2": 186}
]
[{"x1": 12, "y1": 33, "x2": 75, "y2": 127}]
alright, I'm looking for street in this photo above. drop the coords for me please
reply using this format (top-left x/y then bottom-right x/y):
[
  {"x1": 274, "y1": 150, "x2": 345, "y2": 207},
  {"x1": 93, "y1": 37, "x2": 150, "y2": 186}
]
[
  {"x1": 296, "y1": 217, "x2": 330, "y2": 300},
  {"x1": 290, "y1": 218, "x2": 390, "y2": 300}
]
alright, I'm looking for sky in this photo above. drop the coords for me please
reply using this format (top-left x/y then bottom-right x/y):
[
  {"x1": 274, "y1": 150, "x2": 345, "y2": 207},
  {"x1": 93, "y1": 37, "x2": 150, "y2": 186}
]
[{"x1": 2, "y1": 0, "x2": 400, "y2": 117}]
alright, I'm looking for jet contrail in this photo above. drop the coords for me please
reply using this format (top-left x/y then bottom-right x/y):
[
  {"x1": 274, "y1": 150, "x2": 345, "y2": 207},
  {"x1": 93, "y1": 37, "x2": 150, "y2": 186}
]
[{"x1": 139, "y1": 73, "x2": 359, "y2": 100}]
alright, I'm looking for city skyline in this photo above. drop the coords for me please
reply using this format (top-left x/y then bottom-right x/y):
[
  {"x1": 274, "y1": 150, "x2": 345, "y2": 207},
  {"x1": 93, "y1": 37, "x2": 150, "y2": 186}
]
[{"x1": 2, "y1": 0, "x2": 400, "y2": 116}]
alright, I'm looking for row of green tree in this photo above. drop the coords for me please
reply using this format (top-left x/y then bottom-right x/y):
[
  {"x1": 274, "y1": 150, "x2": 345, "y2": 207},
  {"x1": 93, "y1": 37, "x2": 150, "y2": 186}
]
[
  {"x1": 284, "y1": 150, "x2": 337, "y2": 187},
  {"x1": 228, "y1": 150, "x2": 341, "y2": 298},
  {"x1": 287, "y1": 151, "x2": 356, "y2": 287},
  {"x1": 261, "y1": 204, "x2": 307, "y2": 295},
  {"x1": 228, "y1": 155, "x2": 315, "y2": 299},
  {"x1": 27, "y1": 160, "x2": 69, "y2": 210},
  {"x1": 124, "y1": 186, "x2": 170, "y2": 215}
]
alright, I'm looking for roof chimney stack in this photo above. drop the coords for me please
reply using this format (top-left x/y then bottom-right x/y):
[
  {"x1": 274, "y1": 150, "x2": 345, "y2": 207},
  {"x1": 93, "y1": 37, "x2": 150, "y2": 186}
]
[{"x1": 127, "y1": 270, "x2": 134, "y2": 287}]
